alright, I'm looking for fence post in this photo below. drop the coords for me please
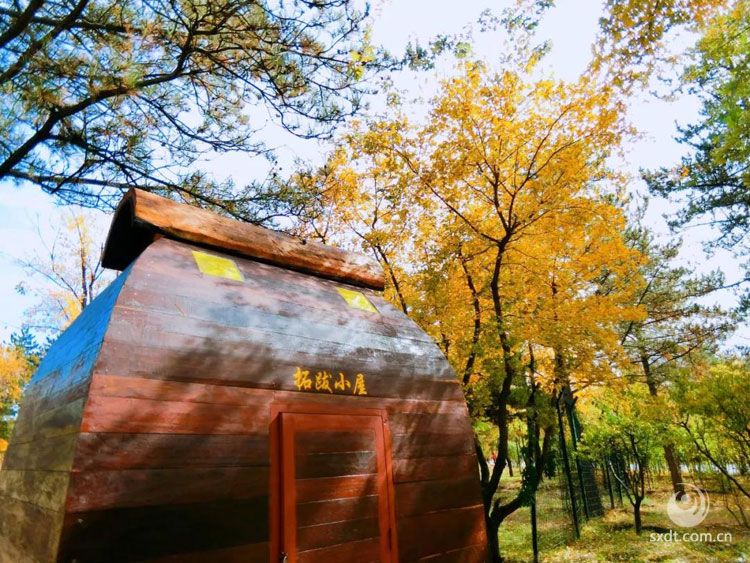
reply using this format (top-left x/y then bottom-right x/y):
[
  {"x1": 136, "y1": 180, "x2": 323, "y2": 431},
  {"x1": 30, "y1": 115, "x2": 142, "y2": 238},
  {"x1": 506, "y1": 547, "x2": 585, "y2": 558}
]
[
  {"x1": 531, "y1": 494, "x2": 539, "y2": 563},
  {"x1": 613, "y1": 456, "x2": 624, "y2": 505},
  {"x1": 556, "y1": 399, "x2": 580, "y2": 538},
  {"x1": 603, "y1": 460, "x2": 615, "y2": 509},
  {"x1": 565, "y1": 398, "x2": 590, "y2": 520},
  {"x1": 527, "y1": 383, "x2": 540, "y2": 563}
]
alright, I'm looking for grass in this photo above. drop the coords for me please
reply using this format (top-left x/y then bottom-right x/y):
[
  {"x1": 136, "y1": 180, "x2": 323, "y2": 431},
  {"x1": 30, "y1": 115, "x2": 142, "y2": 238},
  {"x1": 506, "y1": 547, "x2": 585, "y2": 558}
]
[{"x1": 497, "y1": 474, "x2": 750, "y2": 562}]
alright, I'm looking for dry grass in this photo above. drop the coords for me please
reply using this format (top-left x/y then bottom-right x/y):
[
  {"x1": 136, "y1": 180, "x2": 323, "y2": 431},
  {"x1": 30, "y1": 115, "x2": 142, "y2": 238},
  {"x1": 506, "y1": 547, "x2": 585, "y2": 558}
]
[{"x1": 499, "y1": 475, "x2": 750, "y2": 562}]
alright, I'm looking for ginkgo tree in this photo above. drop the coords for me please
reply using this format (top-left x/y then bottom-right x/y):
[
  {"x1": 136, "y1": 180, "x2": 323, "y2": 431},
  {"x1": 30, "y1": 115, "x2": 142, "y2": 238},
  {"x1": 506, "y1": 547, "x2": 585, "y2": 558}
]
[
  {"x1": 292, "y1": 62, "x2": 647, "y2": 561},
  {"x1": 15, "y1": 210, "x2": 113, "y2": 337},
  {"x1": 0, "y1": 328, "x2": 40, "y2": 441}
]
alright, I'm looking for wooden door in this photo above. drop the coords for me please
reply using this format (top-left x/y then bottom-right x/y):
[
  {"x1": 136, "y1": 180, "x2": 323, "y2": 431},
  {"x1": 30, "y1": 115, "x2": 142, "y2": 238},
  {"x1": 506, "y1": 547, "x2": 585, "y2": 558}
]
[{"x1": 274, "y1": 411, "x2": 397, "y2": 563}]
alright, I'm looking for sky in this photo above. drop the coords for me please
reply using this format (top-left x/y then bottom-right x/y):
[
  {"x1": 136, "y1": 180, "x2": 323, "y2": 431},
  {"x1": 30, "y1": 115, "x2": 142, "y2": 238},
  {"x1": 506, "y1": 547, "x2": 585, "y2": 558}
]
[{"x1": 0, "y1": 0, "x2": 747, "y2": 347}]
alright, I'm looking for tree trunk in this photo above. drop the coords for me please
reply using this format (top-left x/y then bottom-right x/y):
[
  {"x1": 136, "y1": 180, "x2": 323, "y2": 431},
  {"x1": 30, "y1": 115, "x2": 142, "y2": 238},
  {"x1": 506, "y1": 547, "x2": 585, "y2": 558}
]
[
  {"x1": 374, "y1": 245, "x2": 409, "y2": 314},
  {"x1": 640, "y1": 351, "x2": 685, "y2": 497},
  {"x1": 507, "y1": 458, "x2": 513, "y2": 477},
  {"x1": 634, "y1": 498, "x2": 643, "y2": 534},
  {"x1": 486, "y1": 514, "x2": 501, "y2": 562},
  {"x1": 664, "y1": 444, "x2": 685, "y2": 498}
]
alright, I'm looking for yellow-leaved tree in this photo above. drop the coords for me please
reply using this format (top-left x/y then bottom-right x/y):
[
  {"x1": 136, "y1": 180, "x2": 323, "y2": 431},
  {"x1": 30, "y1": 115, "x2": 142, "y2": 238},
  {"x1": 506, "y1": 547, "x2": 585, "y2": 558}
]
[
  {"x1": 292, "y1": 62, "x2": 646, "y2": 561},
  {"x1": 0, "y1": 344, "x2": 33, "y2": 441},
  {"x1": 15, "y1": 211, "x2": 113, "y2": 337}
]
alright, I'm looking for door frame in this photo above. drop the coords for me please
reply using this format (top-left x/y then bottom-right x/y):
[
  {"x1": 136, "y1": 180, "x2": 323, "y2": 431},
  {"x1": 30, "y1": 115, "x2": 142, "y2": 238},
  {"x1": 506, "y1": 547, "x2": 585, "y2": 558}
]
[{"x1": 269, "y1": 402, "x2": 398, "y2": 563}]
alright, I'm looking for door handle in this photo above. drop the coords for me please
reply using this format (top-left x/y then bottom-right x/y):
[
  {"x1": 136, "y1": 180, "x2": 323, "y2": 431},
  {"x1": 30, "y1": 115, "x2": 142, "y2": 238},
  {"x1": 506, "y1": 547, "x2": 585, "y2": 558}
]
[{"x1": 279, "y1": 552, "x2": 288, "y2": 563}]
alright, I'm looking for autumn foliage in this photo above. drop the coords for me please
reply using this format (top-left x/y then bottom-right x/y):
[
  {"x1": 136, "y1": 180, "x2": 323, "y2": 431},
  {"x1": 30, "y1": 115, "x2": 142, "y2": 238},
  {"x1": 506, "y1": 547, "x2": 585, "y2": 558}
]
[
  {"x1": 292, "y1": 61, "x2": 653, "y2": 559},
  {"x1": 2, "y1": 0, "x2": 747, "y2": 560}
]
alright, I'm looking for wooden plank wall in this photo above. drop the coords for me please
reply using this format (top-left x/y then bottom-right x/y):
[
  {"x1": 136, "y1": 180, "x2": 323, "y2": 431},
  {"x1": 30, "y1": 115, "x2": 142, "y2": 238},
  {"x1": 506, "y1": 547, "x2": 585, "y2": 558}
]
[
  {"x1": 56, "y1": 237, "x2": 486, "y2": 562},
  {"x1": 0, "y1": 271, "x2": 130, "y2": 562}
]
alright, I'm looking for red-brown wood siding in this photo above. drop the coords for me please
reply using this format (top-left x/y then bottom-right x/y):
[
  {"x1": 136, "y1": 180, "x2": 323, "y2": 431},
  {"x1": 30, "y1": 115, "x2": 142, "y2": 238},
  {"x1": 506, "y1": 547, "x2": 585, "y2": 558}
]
[{"x1": 2, "y1": 236, "x2": 486, "y2": 562}]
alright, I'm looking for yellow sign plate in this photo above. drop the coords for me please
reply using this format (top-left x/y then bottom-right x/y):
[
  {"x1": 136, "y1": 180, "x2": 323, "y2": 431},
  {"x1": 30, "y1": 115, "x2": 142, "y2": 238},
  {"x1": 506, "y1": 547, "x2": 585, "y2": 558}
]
[
  {"x1": 337, "y1": 287, "x2": 378, "y2": 313},
  {"x1": 192, "y1": 251, "x2": 244, "y2": 282}
]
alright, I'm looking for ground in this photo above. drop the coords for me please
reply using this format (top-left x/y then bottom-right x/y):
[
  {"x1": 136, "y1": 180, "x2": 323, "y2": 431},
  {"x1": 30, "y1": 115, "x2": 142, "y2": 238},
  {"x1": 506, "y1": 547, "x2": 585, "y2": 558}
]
[{"x1": 498, "y1": 474, "x2": 750, "y2": 562}]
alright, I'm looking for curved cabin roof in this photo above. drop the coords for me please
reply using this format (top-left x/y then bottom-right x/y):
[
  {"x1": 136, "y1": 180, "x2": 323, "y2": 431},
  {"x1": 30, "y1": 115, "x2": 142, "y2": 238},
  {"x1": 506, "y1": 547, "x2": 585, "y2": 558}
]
[{"x1": 102, "y1": 189, "x2": 385, "y2": 291}]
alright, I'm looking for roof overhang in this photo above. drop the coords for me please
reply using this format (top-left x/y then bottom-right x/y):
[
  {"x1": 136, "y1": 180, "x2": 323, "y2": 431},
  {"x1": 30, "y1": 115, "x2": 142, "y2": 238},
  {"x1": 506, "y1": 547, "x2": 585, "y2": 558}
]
[{"x1": 102, "y1": 189, "x2": 386, "y2": 291}]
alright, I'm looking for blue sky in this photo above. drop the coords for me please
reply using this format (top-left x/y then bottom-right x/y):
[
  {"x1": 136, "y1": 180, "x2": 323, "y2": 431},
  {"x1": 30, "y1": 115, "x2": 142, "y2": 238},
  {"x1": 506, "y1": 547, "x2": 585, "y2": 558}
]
[{"x1": 0, "y1": 0, "x2": 746, "y2": 346}]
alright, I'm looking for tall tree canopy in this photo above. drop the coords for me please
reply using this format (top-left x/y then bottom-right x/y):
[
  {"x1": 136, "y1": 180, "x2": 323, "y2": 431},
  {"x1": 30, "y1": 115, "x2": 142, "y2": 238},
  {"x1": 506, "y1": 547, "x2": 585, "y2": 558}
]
[
  {"x1": 617, "y1": 218, "x2": 732, "y2": 495},
  {"x1": 621, "y1": 222, "x2": 731, "y2": 384},
  {"x1": 592, "y1": 0, "x2": 726, "y2": 93},
  {"x1": 646, "y1": 0, "x2": 750, "y2": 263},
  {"x1": 0, "y1": 0, "x2": 388, "y2": 220},
  {"x1": 292, "y1": 62, "x2": 647, "y2": 561}
]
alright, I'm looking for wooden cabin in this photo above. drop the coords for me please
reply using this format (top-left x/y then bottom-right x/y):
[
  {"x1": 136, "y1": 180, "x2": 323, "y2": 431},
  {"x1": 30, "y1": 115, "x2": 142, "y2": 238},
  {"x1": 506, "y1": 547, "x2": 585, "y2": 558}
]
[{"x1": 0, "y1": 189, "x2": 487, "y2": 562}]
